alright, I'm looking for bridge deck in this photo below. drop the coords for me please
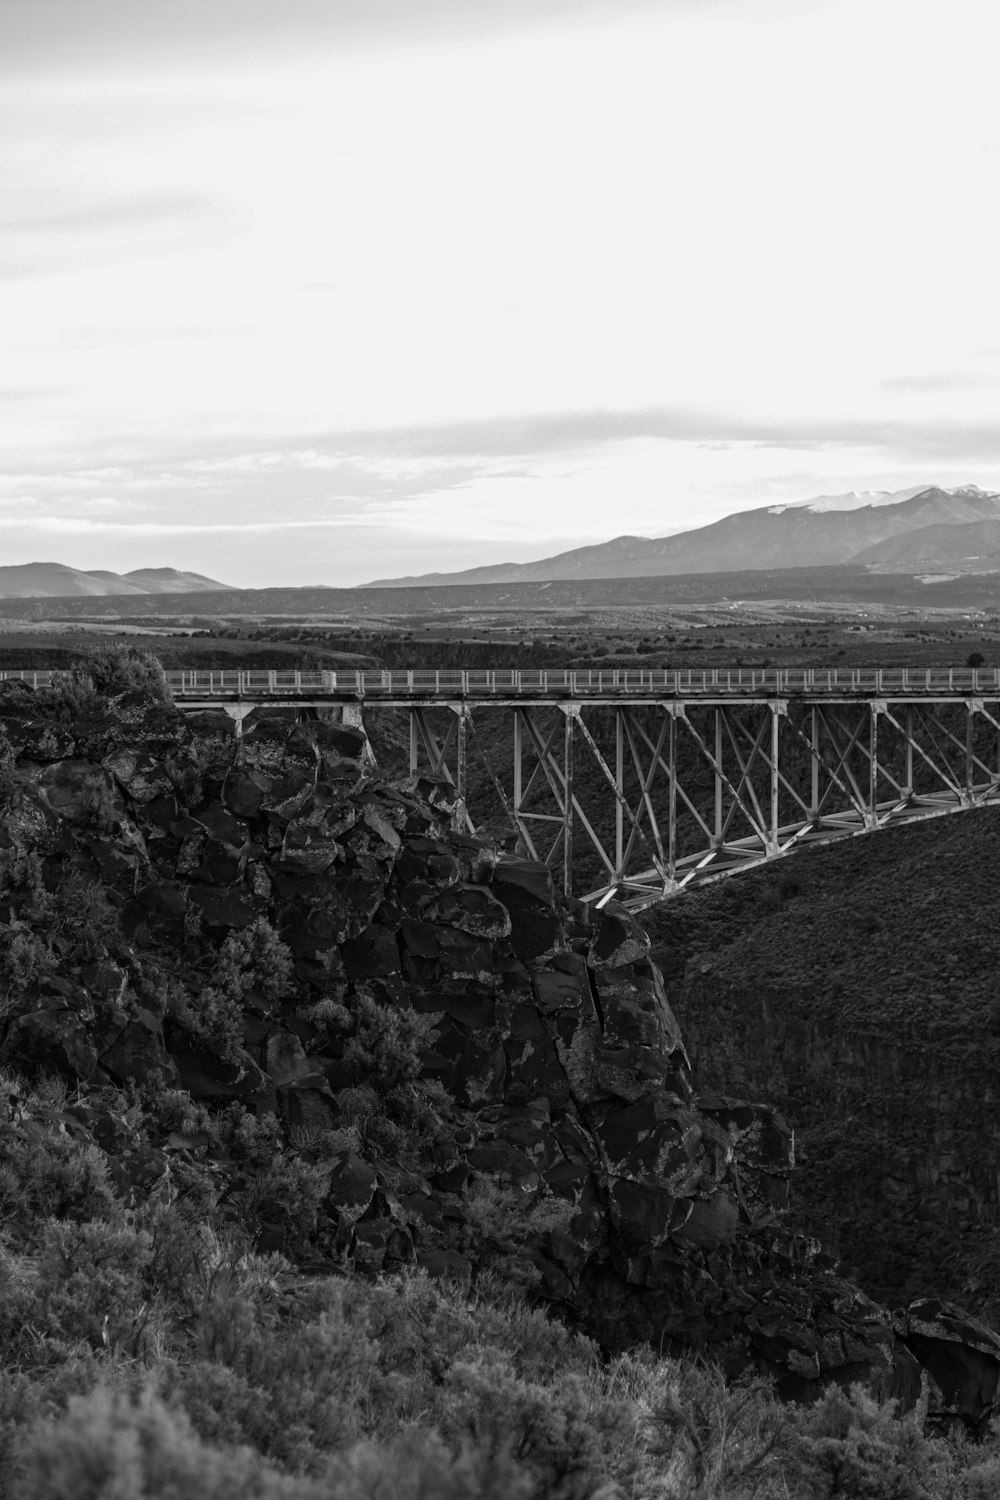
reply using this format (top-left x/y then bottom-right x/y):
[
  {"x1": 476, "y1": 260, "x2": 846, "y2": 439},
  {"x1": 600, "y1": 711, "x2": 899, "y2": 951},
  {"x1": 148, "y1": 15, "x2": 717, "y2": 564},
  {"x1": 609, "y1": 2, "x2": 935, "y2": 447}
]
[{"x1": 2, "y1": 666, "x2": 997, "y2": 702}]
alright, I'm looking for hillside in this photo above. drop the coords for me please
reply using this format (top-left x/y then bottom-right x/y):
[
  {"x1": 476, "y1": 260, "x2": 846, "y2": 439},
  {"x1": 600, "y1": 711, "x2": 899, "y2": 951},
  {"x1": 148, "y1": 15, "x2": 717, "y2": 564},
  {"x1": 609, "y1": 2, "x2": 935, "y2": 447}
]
[
  {"x1": 646, "y1": 807, "x2": 1000, "y2": 1324},
  {"x1": 367, "y1": 485, "x2": 1000, "y2": 586},
  {"x1": 0, "y1": 563, "x2": 231, "y2": 599},
  {"x1": 855, "y1": 518, "x2": 1000, "y2": 570}
]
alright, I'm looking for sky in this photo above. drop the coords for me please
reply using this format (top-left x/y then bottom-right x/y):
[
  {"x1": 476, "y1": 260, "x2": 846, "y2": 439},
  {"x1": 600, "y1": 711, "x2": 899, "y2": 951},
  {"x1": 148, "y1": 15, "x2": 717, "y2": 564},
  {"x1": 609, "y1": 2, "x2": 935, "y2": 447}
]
[{"x1": 2, "y1": 0, "x2": 1000, "y2": 588}]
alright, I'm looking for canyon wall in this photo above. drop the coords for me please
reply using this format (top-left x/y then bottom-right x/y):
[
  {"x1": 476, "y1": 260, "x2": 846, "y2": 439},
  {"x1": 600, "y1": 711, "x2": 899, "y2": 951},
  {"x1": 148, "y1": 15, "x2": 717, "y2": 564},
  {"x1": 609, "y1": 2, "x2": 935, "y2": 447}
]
[{"x1": 1, "y1": 682, "x2": 998, "y2": 1426}]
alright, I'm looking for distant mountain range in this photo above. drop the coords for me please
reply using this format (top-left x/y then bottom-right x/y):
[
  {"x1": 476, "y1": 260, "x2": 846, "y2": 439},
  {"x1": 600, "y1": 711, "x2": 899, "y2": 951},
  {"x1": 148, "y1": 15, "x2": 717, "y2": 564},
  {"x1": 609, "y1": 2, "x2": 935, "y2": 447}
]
[
  {"x1": 366, "y1": 484, "x2": 1000, "y2": 586},
  {"x1": 0, "y1": 563, "x2": 232, "y2": 600}
]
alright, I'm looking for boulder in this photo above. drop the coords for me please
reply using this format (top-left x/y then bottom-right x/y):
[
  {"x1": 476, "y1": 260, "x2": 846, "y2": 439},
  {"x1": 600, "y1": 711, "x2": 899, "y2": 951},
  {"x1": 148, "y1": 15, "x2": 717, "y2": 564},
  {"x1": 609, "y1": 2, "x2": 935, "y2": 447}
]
[
  {"x1": 489, "y1": 858, "x2": 565, "y2": 962},
  {"x1": 8, "y1": 1008, "x2": 100, "y2": 1082},
  {"x1": 898, "y1": 1299, "x2": 1000, "y2": 1432},
  {"x1": 327, "y1": 1151, "x2": 378, "y2": 1223}
]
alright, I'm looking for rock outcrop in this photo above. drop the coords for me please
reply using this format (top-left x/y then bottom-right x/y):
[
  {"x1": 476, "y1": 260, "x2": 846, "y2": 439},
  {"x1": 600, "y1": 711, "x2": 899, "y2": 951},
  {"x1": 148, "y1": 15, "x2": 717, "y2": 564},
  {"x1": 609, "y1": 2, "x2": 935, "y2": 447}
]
[{"x1": 1, "y1": 687, "x2": 998, "y2": 1431}]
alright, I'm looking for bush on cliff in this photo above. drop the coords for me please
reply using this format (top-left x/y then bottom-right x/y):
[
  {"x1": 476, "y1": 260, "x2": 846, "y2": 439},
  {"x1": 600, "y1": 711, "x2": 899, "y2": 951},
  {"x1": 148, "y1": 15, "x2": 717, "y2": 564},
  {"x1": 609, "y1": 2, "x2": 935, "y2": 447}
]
[
  {"x1": 171, "y1": 918, "x2": 295, "y2": 1065},
  {"x1": 35, "y1": 645, "x2": 170, "y2": 723}
]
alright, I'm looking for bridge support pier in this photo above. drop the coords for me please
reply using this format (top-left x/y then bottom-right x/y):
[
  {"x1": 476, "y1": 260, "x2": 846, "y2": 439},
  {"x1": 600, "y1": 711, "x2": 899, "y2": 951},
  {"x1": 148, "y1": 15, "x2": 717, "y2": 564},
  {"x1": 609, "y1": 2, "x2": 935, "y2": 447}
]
[
  {"x1": 454, "y1": 706, "x2": 469, "y2": 834},
  {"x1": 340, "y1": 704, "x2": 376, "y2": 766},
  {"x1": 222, "y1": 705, "x2": 253, "y2": 738}
]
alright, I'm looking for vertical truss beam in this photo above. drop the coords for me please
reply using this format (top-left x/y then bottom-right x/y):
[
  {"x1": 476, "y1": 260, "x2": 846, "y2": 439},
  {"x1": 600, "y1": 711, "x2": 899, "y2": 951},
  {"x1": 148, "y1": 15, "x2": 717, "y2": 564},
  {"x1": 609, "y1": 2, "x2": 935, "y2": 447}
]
[
  {"x1": 771, "y1": 702, "x2": 781, "y2": 854},
  {"x1": 615, "y1": 711, "x2": 624, "y2": 878},
  {"x1": 563, "y1": 708, "x2": 574, "y2": 898},
  {"x1": 714, "y1": 708, "x2": 723, "y2": 847},
  {"x1": 869, "y1": 700, "x2": 880, "y2": 826},
  {"x1": 454, "y1": 705, "x2": 468, "y2": 831}
]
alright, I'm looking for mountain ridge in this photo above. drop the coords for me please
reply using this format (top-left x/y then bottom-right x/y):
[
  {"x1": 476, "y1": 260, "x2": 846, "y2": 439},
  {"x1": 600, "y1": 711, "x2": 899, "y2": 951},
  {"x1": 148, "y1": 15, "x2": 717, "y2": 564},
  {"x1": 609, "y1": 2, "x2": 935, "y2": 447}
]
[
  {"x1": 0, "y1": 561, "x2": 232, "y2": 599},
  {"x1": 366, "y1": 484, "x2": 1000, "y2": 586}
]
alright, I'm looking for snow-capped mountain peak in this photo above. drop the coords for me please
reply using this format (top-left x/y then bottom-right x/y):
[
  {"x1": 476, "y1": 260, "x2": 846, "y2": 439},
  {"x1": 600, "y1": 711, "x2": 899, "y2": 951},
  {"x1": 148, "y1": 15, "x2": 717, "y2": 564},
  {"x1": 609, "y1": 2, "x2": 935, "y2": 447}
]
[{"x1": 768, "y1": 485, "x2": 944, "y2": 516}]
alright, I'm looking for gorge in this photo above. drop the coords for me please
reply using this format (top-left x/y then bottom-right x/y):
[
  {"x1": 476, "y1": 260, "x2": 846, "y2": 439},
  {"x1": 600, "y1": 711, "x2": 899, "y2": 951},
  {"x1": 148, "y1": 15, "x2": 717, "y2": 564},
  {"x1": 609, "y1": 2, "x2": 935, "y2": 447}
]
[{"x1": 2, "y1": 655, "x2": 1000, "y2": 1496}]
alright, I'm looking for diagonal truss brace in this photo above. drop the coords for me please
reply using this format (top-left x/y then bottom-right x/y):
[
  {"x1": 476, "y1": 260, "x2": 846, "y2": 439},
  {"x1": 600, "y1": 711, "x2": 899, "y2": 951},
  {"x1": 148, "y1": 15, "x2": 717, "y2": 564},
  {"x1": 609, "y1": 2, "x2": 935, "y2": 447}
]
[{"x1": 407, "y1": 705, "x2": 475, "y2": 833}]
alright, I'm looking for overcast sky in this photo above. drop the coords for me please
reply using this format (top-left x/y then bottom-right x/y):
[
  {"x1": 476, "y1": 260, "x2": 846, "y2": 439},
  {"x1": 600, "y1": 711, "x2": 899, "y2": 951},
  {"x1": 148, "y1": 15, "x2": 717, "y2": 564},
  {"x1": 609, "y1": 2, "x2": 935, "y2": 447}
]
[{"x1": 2, "y1": 0, "x2": 999, "y2": 587}]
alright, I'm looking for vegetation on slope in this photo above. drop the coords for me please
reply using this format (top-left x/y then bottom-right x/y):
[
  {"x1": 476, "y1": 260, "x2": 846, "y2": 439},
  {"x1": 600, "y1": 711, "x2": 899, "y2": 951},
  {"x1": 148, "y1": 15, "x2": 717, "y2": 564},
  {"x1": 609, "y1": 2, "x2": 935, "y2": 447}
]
[
  {"x1": 648, "y1": 808, "x2": 1000, "y2": 1320},
  {"x1": 3, "y1": 1066, "x2": 1000, "y2": 1499}
]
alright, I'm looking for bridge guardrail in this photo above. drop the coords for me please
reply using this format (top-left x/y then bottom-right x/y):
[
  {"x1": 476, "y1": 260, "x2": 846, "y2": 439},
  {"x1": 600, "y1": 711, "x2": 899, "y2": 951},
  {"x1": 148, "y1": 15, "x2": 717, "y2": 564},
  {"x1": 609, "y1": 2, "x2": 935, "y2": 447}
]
[{"x1": 1, "y1": 666, "x2": 999, "y2": 697}]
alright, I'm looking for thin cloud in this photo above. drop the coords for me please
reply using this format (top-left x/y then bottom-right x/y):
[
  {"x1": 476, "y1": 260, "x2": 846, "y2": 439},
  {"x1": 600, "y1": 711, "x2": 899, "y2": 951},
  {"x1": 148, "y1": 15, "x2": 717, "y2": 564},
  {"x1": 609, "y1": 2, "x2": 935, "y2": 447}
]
[
  {"x1": 881, "y1": 373, "x2": 996, "y2": 394},
  {"x1": 0, "y1": 452, "x2": 527, "y2": 518},
  {"x1": 3, "y1": 193, "x2": 214, "y2": 235},
  {"x1": 0, "y1": 203, "x2": 241, "y2": 281},
  {"x1": 0, "y1": 515, "x2": 397, "y2": 536},
  {"x1": 1, "y1": 0, "x2": 730, "y2": 75},
  {"x1": 10, "y1": 407, "x2": 1000, "y2": 494},
  {"x1": 9, "y1": 405, "x2": 1000, "y2": 482},
  {"x1": 201, "y1": 408, "x2": 1000, "y2": 466},
  {"x1": 0, "y1": 386, "x2": 62, "y2": 401}
]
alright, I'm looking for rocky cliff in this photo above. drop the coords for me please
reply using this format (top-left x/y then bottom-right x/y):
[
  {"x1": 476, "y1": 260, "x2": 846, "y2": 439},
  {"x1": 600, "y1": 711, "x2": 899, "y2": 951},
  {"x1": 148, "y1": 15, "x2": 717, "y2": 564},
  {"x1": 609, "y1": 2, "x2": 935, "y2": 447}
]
[{"x1": 1, "y1": 681, "x2": 998, "y2": 1430}]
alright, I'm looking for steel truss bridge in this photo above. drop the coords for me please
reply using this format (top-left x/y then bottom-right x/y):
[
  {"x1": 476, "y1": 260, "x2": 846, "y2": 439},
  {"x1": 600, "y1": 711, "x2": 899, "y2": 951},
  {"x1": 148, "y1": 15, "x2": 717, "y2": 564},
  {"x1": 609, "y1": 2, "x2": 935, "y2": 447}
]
[{"x1": 5, "y1": 666, "x2": 1000, "y2": 908}]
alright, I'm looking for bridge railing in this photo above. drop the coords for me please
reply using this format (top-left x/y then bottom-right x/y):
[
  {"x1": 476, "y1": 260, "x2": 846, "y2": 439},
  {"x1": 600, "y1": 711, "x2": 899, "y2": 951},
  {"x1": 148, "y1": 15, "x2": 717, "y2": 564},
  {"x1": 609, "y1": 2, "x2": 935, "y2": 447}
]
[{"x1": 2, "y1": 666, "x2": 1000, "y2": 697}]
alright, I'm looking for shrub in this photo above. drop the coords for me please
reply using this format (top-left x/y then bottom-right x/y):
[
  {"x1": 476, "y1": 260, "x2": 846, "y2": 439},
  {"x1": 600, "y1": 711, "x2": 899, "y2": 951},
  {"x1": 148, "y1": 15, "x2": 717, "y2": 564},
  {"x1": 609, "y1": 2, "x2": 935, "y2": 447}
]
[
  {"x1": 217, "y1": 919, "x2": 294, "y2": 1006},
  {"x1": 229, "y1": 1152, "x2": 330, "y2": 1255},
  {"x1": 784, "y1": 1383, "x2": 953, "y2": 1499},
  {"x1": 325, "y1": 1433, "x2": 534, "y2": 1500},
  {"x1": 177, "y1": 1291, "x2": 380, "y2": 1471},
  {"x1": 437, "y1": 1352, "x2": 633, "y2": 1499},
  {"x1": 649, "y1": 1361, "x2": 781, "y2": 1498},
  {"x1": 464, "y1": 1183, "x2": 576, "y2": 1290},
  {"x1": 13, "y1": 1384, "x2": 306, "y2": 1500},
  {"x1": 31, "y1": 1218, "x2": 156, "y2": 1357},
  {"x1": 35, "y1": 646, "x2": 171, "y2": 725},
  {"x1": 76, "y1": 645, "x2": 171, "y2": 705},
  {"x1": 78, "y1": 772, "x2": 121, "y2": 834},
  {"x1": 0, "y1": 847, "x2": 51, "y2": 909},
  {"x1": 0, "y1": 1112, "x2": 119, "y2": 1244},
  {"x1": 33, "y1": 671, "x2": 101, "y2": 725},
  {"x1": 0, "y1": 728, "x2": 17, "y2": 796},
  {"x1": 0, "y1": 920, "x2": 52, "y2": 1017},
  {"x1": 341, "y1": 989, "x2": 434, "y2": 1092},
  {"x1": 174, "y1": 920, "x2": 295, "y2": 1063}
]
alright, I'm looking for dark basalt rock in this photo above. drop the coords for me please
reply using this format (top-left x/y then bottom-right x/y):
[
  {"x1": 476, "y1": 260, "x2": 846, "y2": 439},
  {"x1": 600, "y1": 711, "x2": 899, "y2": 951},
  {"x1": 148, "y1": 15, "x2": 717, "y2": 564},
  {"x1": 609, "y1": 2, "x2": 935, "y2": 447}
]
[
  {"x1": 489, "y1": 859, "x2": 565, "y2": 962},
  {"x1": 16, "y1": 720, "x2": 78, "y2": 762},
  {"x1": 896, "y1": 1300, "x2": 1000, "y2": 1431},
  {"x1": 0, "y1": 699, "x2": 998, "y2": 1432},
  {"x1": 100, "y1": 1011, "x2": 175, "y2": 1087},
  {"x1": 8, "y1": 1007, "x2": 100, "y2": 1082},
  {"x1": 170, "y1": 1046, "x2": 272, "y2": 1101},
  {"x1": 326, "y1": 1151, "x2": 378, "y2": 1222}
]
